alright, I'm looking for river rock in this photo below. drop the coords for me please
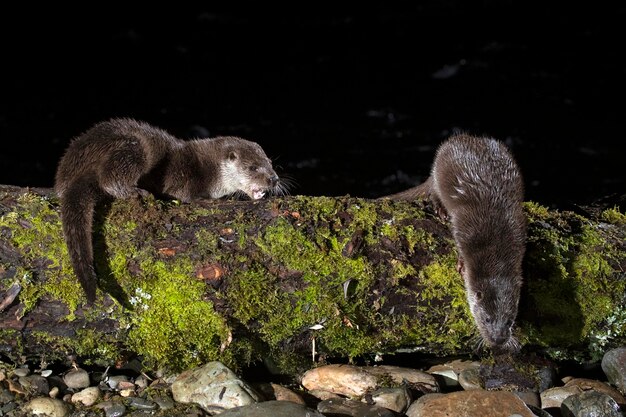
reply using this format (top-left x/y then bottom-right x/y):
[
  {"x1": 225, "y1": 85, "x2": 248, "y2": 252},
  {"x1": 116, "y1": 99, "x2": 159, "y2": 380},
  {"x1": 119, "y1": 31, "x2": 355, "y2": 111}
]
[
  {"x1": 602, "y1": 347, "x2": 626, "y2": 395},
  {"x1": 563, "y1": 377, "x2": 626, "y2": 407},
  {"x1": 363, "y1": 386, "x2": 412, "y2": 413},
  {"x1": 13, "y1": 367, "x2": 29, "y2": 377},
  {"x1": 171, "y1": 361, "x2": 261, "y2": 413},
  {"x1": 301, "y1": 364, "x2": 379, "y2": 397},
  {"x1": 106, "y1": 375, "x2": 130, "y2": 390},
  {"x1": 254, "y1": 382, "x2": 305, "y2": 404},
  {"x1": 427, "y1": 359, "x2": 480, "y2": 388},
  {"x1": 23, "y1": 397, "x2": 69, "y2": 417},
  {"x1": 541, "y1": 385, "x2": 584, "y2": 409},
  {"x1": 95, "y1": 400, "x2": 127, "y2": 417},
  {"x1": 318, "y1": 397, "x2": 396, "y2": 417},
  {"x1": 71, "y1": 386, "x2": 101, "y2": 406},
  {"x1": 513, "y1": 391, "x2": 541, "y2": 408},
  {"x1": 364, "y1": 365, "x2": 439, "y2": 393},
  {"x1": 307, "y1": 389, "x2": 342, "y2": 401},
  {"x1": 63, "y1": 368, "x2": 90, "y2": 389},
  {"x1": 458, "y1": 367, "x2": 483, "y2": 390},
  {"x1": 216, "y1": 400, "x2": 325, "y2": 416},
  {"x1": 561, "y1": 391, "x2": 622, "y2": 417},
  {"x1": 405, "y1": 390, "x2": 537, "y2": 417},
  {"x1": 19, "y1": 374, "x2": 49, "y2": 395}
]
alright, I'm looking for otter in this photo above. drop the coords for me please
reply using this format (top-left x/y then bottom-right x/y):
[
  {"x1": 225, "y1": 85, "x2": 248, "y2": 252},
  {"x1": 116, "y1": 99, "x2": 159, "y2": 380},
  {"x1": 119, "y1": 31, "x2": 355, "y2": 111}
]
[
  {"x1": 55, "y1": 118, "x2": 283, "y2": 303},
  {"x1": 383, "y1": 133, "x2": 526, "y2": 351}
]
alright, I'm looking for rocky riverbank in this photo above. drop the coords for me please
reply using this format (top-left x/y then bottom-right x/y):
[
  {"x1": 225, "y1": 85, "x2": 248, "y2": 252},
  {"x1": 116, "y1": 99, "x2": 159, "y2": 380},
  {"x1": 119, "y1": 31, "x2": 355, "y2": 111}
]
[{"x1": 2, "y1": 347, "x2": 625, "y2": 416}]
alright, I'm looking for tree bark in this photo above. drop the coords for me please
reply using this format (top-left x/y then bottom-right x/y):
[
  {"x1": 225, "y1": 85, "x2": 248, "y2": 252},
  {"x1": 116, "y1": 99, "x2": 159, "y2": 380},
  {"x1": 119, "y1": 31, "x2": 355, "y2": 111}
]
[{"x1": 0, "y1": 184, "x2": 624, "y2": 373}]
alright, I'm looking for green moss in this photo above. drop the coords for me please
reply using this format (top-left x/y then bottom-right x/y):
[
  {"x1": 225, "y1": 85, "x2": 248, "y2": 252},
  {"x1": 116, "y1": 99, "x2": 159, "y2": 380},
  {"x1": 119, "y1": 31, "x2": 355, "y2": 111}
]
[
  {"x1": 408, "y1": 253, "x2": 474, "y2": 349},
  {"x1": 194, "y1": 229, "x2": 220, "y2": 255},
  {"x1": 31, "y1": 329, "x2": 119, "y2": 366},
  {"x1": 0, "y1": 194, "x2": 83, "y2": 315},
  {"x1": 524, "y1": 201, "x2": 551, "y2": 218},
  {"x1": 389, "y1": 260, "x2": 416, "y2": 281},
  {"x1": 601, "y1": 206, "x2": 626, "y2": 225},
  {"x1": 404, "y1": 225, "x2": 438, "y2": 254},
  {"x1": 126, "y1": 259, "x2": 231, "y2": 371},
  {"x1": 522, "y1": 207, "x2": 626, "y2": 358},
  {"x1": 228, "y1": 214, "x2": 378, "y2": 359}
]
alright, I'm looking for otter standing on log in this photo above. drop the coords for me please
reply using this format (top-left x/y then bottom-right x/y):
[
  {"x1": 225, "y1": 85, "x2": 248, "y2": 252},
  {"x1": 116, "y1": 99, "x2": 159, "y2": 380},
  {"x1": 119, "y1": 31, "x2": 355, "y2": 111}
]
[
  {"x1": 384, "y1": 133, "x2": 526, "y2": 351},
  {"x1": 55, "y1": 118, "x2": 283, "y2": 303}
]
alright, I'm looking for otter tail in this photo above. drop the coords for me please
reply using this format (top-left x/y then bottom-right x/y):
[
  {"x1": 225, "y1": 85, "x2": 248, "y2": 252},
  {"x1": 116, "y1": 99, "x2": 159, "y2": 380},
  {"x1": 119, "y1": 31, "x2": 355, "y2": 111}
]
[
  {"x1": 59, "y1": 177, "x2": 102, "y2": 303},
  {"x1": 378, "y1": 176, "x2": 433, "y2": 201}
]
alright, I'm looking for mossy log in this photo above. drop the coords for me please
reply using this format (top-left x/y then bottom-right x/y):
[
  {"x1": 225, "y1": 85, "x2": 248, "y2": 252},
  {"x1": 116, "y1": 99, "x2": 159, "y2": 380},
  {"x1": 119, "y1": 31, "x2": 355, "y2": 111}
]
[{"x1": 0, "y1": 184, "x2": 625, "y2": 373}]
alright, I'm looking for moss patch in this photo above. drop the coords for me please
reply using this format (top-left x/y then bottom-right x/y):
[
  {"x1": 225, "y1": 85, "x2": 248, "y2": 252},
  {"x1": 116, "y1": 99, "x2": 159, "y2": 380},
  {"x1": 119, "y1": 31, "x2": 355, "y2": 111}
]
[
  {"x1": 0, "y1": 194, "x2": 83, "y2": 315},
  {"x1": 126, "y1": 259, "x2": 231, "y2": 371},
  {"x1": 522, "y1": 202, "x2": 626, "y2": 360}
]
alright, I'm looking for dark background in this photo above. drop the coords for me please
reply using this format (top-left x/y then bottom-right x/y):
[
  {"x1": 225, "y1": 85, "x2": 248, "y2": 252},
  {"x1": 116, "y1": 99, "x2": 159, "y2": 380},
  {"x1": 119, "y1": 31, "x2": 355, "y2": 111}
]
[{"x1": 1, "y1": 4, "x2": 625, "y2": 210}]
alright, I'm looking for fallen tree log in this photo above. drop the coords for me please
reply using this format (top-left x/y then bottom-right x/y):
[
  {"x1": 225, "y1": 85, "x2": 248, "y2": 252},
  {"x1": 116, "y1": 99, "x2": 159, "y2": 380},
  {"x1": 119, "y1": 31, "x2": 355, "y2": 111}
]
[{"x1": 0, "y1": 184, "x2": 624, "y2": 373}]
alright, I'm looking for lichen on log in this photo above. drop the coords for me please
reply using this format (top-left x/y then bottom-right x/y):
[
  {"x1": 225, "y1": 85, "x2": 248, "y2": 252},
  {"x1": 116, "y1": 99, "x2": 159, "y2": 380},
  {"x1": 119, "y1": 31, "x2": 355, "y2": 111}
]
[{"x1": 0, "y1": 184, "x2": 624, "y2": 373}]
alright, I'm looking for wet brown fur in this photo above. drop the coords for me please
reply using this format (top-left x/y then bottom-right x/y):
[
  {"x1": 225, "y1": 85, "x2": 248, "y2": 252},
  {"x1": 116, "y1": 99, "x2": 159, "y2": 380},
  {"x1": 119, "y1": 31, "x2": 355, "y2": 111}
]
[
  {"x1": 382, "y1": 133, "x2": 526, "y2": 349},
  {"x1": 55, "y1": 118, "x2": 279, "y2": 302}
]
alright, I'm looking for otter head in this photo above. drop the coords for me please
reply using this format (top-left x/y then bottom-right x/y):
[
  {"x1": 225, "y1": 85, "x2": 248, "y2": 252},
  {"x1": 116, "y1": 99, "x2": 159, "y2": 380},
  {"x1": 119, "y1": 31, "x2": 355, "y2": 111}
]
[
  {"x1": 221, "y1": 138, "x2": 280, "y2": 200},
  {"x1": 464, "y1": 269, "x2": 522, "y2": 351}
]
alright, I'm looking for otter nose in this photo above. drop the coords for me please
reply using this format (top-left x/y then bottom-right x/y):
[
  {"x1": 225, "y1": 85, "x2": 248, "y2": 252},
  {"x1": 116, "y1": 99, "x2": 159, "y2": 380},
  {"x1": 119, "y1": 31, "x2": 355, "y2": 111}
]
[
  {"x1": 270, "y1": 175, "x2": 279, "y2": 186},
  {"x1": 492, "y1": 336, "x2": 508, "y2": 346}
]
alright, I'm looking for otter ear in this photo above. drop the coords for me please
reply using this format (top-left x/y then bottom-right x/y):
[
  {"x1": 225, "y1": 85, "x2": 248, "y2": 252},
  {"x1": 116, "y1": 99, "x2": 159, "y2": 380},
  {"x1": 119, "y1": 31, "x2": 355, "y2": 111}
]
[{"x1": 228, "y1": 151, "x2": 238, "y2": 161}]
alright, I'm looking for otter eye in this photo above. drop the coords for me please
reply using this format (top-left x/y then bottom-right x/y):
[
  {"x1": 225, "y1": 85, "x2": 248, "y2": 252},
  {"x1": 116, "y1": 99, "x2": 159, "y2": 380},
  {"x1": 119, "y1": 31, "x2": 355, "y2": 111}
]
[
  {"x1": 484, "y1": 316, "x2": 492, "y2": 324},
  {"x1": 249, "y1": 165, "x2": 258, "y2": 172},
  {"x1": 475, "y1": 291, "x2": 483, "y2": 301}
]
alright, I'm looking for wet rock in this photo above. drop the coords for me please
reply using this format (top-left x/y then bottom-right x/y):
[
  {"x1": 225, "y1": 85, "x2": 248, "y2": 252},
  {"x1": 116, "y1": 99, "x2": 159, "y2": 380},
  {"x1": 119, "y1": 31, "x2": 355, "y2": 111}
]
[
  {"x1": 106, "y1": 375, "x2": 130, "y2": 390},
  {"x1": 152, "y1": 394, "x2": 175, "y2": 410},
  {"x1": 95, "y1": 400, "x2": 127, "y2": 417},
  {"x1": 135, "y1": 374, "x2": 149, "y2": 389},
  {"x1": 541, "y1": 385, "x2": 584, "y2": 409},
  {"x1": 254, "y1": 382, "x2": 305, "y2": 404},
  {"x1": 364, "y1": 365, "x2": 439, "y2": 393},
  {"x1": 71, "y1": 386, "x2": 101, "y2": 406},
  {"x1": 602, "y1": 347, "x2": 626, "y2": 395},
  {"x1": 216, "y1": 400, "x2": 325, "y2": 416},
  {"x1": 63, "y1": 368, "x2": 90, "y2": 389},
  {"x1": 427, "y1": 359, "x2": 481, "y2": 388},
  {"x1": 513, "y1": 390, "x2": 541, "y2": 408},
  {"x1": 171, "y1": 361, "x2": 261, "y2": 413},
  {"x1": 363, "y1": 386, "x2": 412, "y2": 413},
  {"x1": 307, "y1": 389, "x2": 342, "y2": 401},
  {"x1": 20, "y1": 374, "x2": 49, "y2": 395},
  {"x1": 23, "y1": 397, "x2": 70, "y2": 417},
  {"x1": 128, "y1": 396, "x2": 157, "y2": 410},
  {"x1": 563, "y1": 377, "x2": 626, "y2": 408},
  {"x1": 405, "y1": 390, "x2": 537, "y2": 417},
  {"x1": 318, "y1": 397, "x2": 396, "y2": 417},
  {"x1": 13, "y1": 367, "x2": 29, "y2": 377},
  {"x1": 561, "y1": 391, "x2": 622, "y2": 417},
  {"x1": 0, "y1": 386, "x2": 15, "y2": 403},
  {"x1": 301, "y1": 364, "x2": 379, "y2": 397},
  {"x1": 480, "y1": 361, "x2": 539, "y2": 391},
  {"x1": 458, "y1": 367, "x2": 483, "y2": 390},
  {"x1": 527, "y1": 404, "x2": 554, "y2": 417}
]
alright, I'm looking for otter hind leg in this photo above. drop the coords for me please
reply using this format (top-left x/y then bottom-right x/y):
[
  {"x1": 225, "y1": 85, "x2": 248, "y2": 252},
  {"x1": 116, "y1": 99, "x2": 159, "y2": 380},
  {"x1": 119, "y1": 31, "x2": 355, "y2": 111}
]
[{"x1": 98, "y1": 143, "x2": 151, "y2": 199}]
